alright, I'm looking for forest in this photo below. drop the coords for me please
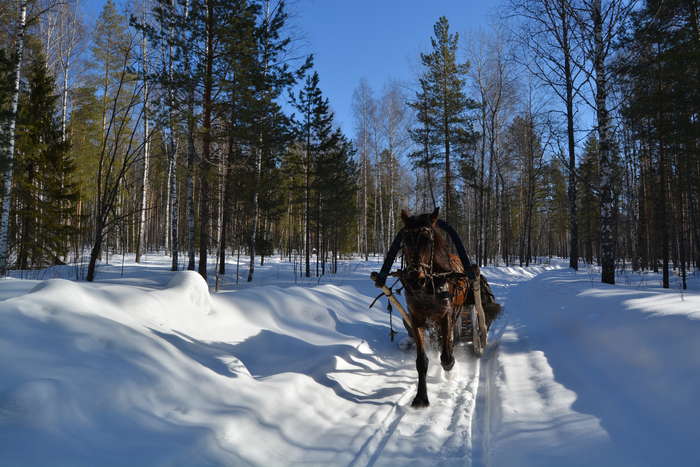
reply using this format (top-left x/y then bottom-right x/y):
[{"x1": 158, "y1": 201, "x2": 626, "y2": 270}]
[{"x1": 0, "y1": 0, "x2": 698, "y2": 288}]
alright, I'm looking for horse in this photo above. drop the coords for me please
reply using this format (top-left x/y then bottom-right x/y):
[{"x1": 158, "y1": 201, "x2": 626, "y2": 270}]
[{"x1": 373, "y1": 207, "x2": 494, "y2": 408}]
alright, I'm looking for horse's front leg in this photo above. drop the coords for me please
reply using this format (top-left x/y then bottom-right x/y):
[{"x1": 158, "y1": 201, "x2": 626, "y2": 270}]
[
  {"x1": 412, "y1": 326, "x2": 430, "y2": 408},
  {"x1": 440, "y1": 311, "x2": 455, "y2": 371}
]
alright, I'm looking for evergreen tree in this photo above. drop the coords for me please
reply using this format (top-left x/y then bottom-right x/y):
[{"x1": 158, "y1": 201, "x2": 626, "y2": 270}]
[
  {"x1": 217, "y1": 0, "x2": 260, "y2": 275},
  {"x1": 317, "y1": 132, "x2": 357, "y2": 273},
  {"x1": 409, "y1": 16, "x2": 478, "y2": 224},
  {"x1": 290, "y1": 70, "x2": 336, "y2": 277},
  {"x1": 578, "y1": 135, "x2": 600, "y2": 265},
  {"x1": 245, "y1": 0, "x2": 311, "y2": 282},
  {"x1": 91, "y1": 0, "x2": 134, "y2": 137},
  {"x1": 618, "y1": 0, "x2": 700, "y2": 286},
  {"x1": 85, "y1": 0, "x2": 140, "y2": 282},
  {"x1": 12, "y1": 53, "x2": 78, "y2": 268}
]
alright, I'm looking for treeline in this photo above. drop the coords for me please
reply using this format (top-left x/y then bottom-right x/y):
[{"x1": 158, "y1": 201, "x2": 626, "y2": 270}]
[
  {"x1": 0, "y1": 0, "x2": 357, "y2": 282},
  {"x1": 1, "y1": 0, "x2": 697, "y2": 288},
  {"x1": 353, "y1": 1, "x2": 698, "y2": 288}
]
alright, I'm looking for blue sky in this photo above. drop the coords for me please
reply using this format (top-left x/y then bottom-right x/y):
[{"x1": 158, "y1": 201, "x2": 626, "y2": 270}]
[
  {"x1": 84, "y1": 0, "x2": 496, "y2": 135},
  {"x1": 294, "y1": 0, "x2": 495, "y2": 133}
]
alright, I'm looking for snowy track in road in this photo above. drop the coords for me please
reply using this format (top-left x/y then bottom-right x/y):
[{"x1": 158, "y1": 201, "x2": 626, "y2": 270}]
[
  {"x1": 9, "y1": 258, "x2": 696, "y2": 465},
  {"x1": 352, "y1": 265, "x2": 562, "y2": 467},
  {"x1": 353, "y1": 345, "x2": 482, "y2": 467},
  {"x1": 1, "y1": 256, "x2": 572, "y2": 466}
]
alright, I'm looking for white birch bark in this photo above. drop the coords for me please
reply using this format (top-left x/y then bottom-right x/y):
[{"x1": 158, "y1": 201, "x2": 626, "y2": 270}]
[
  {"x1": 0, "y1": 3, "x2": 28, "y2": 275},
  {"x1": 136, "y1": 1, "x2": 150, "y2": 263},
  {"x1": 592, "y1": 0, "x2": 615, "y2": 284}
]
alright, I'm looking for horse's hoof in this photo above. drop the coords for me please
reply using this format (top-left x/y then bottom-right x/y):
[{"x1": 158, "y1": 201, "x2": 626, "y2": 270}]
[
  {"x1": 411, "y1": 395, "x2": 430, "y2": 408},
  {"x1": 441, "y1": 356, "x2": 455, "y2": 372}
]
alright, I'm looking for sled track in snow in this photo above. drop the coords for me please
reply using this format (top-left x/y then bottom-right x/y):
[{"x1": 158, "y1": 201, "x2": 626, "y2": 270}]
[
  {"x1": 472, "y1": 310, "x2": 509, "y2": 467},
  {"x1": 349, "y1": 342, "x2": 483, "y2": 467},
  {"x1": 352, "y1": 268, "x2": 547, "y2": 466}
]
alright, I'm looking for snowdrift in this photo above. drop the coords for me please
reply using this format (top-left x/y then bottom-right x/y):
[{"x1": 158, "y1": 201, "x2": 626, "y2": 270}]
[
  {"x1": 1, "y1": 258, "x2": 699, "y2": 466},
  {"x1": 0, "y1": 270, "x2": 407, "y2": 465}
]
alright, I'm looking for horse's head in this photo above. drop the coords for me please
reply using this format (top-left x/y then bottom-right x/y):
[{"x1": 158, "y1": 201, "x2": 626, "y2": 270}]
[{"x1": 400, "y1": 207, "x2": 450, "y2": 289}]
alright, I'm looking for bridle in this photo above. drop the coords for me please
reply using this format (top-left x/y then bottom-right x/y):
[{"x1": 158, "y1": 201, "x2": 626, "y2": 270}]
[
  {"x1": 374, "y1": 218, "x2": 474, "y2": 289},
  {"x1": 372, "y1": 215, "x2": 476, "y2": 339},
  {"x1": 401, "y1": 225, "x2": 437, "y2": 290}
]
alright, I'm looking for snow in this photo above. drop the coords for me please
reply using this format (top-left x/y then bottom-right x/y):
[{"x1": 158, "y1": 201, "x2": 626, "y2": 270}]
[{"x1": 1, "y1": 255, "x2": 699, "y2": 466}]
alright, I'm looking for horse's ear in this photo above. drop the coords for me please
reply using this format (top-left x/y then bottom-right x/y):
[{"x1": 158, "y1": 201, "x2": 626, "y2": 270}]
[
  {"x1": 401, "y1": 209, "x2": 410, "y2": 225},
  {"x1": 430, "y1": 207, "x2": 440, "y2": 225}
]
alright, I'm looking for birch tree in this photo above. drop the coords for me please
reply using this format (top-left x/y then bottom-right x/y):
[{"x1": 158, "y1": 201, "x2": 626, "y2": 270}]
[
  {"x1": 511, "y1": 0, "x2": 585, "y2": 270},
  {"x1": 573, "y1": 0, "x2": 635, "y2": 284},
  {"x1": 136, "y1": 0, "x2": 150, "y2": 263},
  {"x1": 351, "y1": 79, "x2": 375, "y2": 260},
  {"x1": 0, "y1": 2, "x2": 28, "y2": 275}
]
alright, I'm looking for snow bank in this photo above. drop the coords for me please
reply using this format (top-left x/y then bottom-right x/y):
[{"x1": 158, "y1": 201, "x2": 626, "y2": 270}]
[
  {"x1": 2, "y1": 258, "x2": 699, "y2": 466},
  {"x1": 0, "y1": 268, "x2": 409, "y2": 465},
  {"x1": 482, "y1": 268, "x2": 700, "y2": 467}
]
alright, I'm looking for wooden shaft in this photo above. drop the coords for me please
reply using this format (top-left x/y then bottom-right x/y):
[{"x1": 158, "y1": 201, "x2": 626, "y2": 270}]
[
  {"x1": 470, "y1": 266, "x2": 488, "y2": 345},
  {"x1": 371, "y1": 272, "x2": 414, "y2": 334}
]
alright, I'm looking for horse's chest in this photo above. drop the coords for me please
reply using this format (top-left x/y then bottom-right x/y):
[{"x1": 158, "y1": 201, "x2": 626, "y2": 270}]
[{"x1": 406, "y1": 285, "x2": 451, "y2": 317}]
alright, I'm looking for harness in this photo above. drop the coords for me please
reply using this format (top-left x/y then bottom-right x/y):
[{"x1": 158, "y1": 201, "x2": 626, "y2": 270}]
[
  {"x1": 372, "y1": 221, "x2": 473, "y2": 338},
  {"x1": 374, "y1": 220, "x2": 474, "y2": 288}
]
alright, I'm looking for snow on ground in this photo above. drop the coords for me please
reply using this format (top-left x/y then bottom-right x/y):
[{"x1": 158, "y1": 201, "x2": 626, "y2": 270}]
[{"x1": 0, "y1": 255, "x2": 699, "y2": 466}]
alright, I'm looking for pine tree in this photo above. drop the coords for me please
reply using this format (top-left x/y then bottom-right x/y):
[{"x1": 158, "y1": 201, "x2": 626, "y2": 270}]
[
  {"x1": 578, "y1": 135, "x2": 600, "y2": 265},
  {"x1": 290, "y1": 71, "x2": 336, "y2": 277},
  {"x1": 85, "y1": 0, "x2": 141, "y2": 282},
  {"x1": 245, "y1": 0, "x2": 311, "y2": 282},
  {"x1": 409, "y1": 16, "x2": 478, "y2": 224},
  {"x1": 317, "y1": 132, "x2": 357, "y2": 273},
  {"x1": 13, "y1": 53, "x2": 78, "y2": 268},
  {"x1": 218, "y1": 0, "x2": 260, "y2": 276},
  {"x1": 618, "y1": 0, "x2": 700, "y2": 286}
]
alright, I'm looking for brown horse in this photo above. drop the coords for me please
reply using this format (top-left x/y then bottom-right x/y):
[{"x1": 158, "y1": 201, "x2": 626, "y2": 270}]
[
  {"x1": 400, "y1": 208, "x2": 471, "y2": 407},
  {"x1": 374, "y1": 207, "x2": 475, "y2": 408}
]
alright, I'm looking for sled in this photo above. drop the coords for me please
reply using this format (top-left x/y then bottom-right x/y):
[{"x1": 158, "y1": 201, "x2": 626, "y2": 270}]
[
  {"x1": 451, "y1": 267, "x2": 501, "y2": 357},
  {"x1": 373, "y1": 265, "x2": 500, "y2": 358}
]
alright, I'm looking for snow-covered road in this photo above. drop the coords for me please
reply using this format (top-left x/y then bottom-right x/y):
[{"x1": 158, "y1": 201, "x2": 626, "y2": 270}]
[{"x1": 1, "y1": 256, "x2": 699, "y2": 466}]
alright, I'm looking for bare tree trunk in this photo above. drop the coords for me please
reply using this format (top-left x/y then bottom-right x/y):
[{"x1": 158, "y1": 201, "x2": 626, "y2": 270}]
[
  {"x1": 186, "y1": 120, "x2": 196, "y2": 270},
  {"x1": 136, "y1": 3, "x2": 150, "y2": 263},
  {"x1": 87, "y1": 221, "x2": 105, "y2": 282},
  {"x1": 182, "y1": 0, "x2": 196, "y2": 271},
  {"x1": 220, "y1": 132, "x2": 235, "y2": 276},
  {"x1": 363, "y1": 154, "x2": 369, "y2": 259},
  {"x1": 167, "y1": 0, "x2": 179, "y2": 270},
  {"x1": 564, "y1": 16, "x2": 579, "y2": 271},
  {"x1": 0, "y1": 3, "x2": 27, "y2": 274},
  {"x1": 593, "y1": 0, "x2": 615, "y2": 284},
  {"x1": 304, "y1": 144, "x2": 310, "y2": 277},
  {"x1": 444, "y1": 112, "x2": 452, "y2": 224},
  {"x1": 198, "y1": 0, "x2": 214, "y2": 280},
  {"x1": 247, "y1": 146, "x2": 262, "y2": 281},
  {"x1": 248, "y1": 0, "x2": 273, "y2": 282},
  {"x1": 377, "y1": 165, "x2": 385, "y2": 254}
]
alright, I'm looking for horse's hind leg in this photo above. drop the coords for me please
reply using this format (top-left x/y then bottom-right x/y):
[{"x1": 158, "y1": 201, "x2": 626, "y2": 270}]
[
  {"x1": 440, "y1": 313, "x2": 455, "y2": 371},
  {"x1": 411, "y1": 327, "x2": 430, "y2": 408}
]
